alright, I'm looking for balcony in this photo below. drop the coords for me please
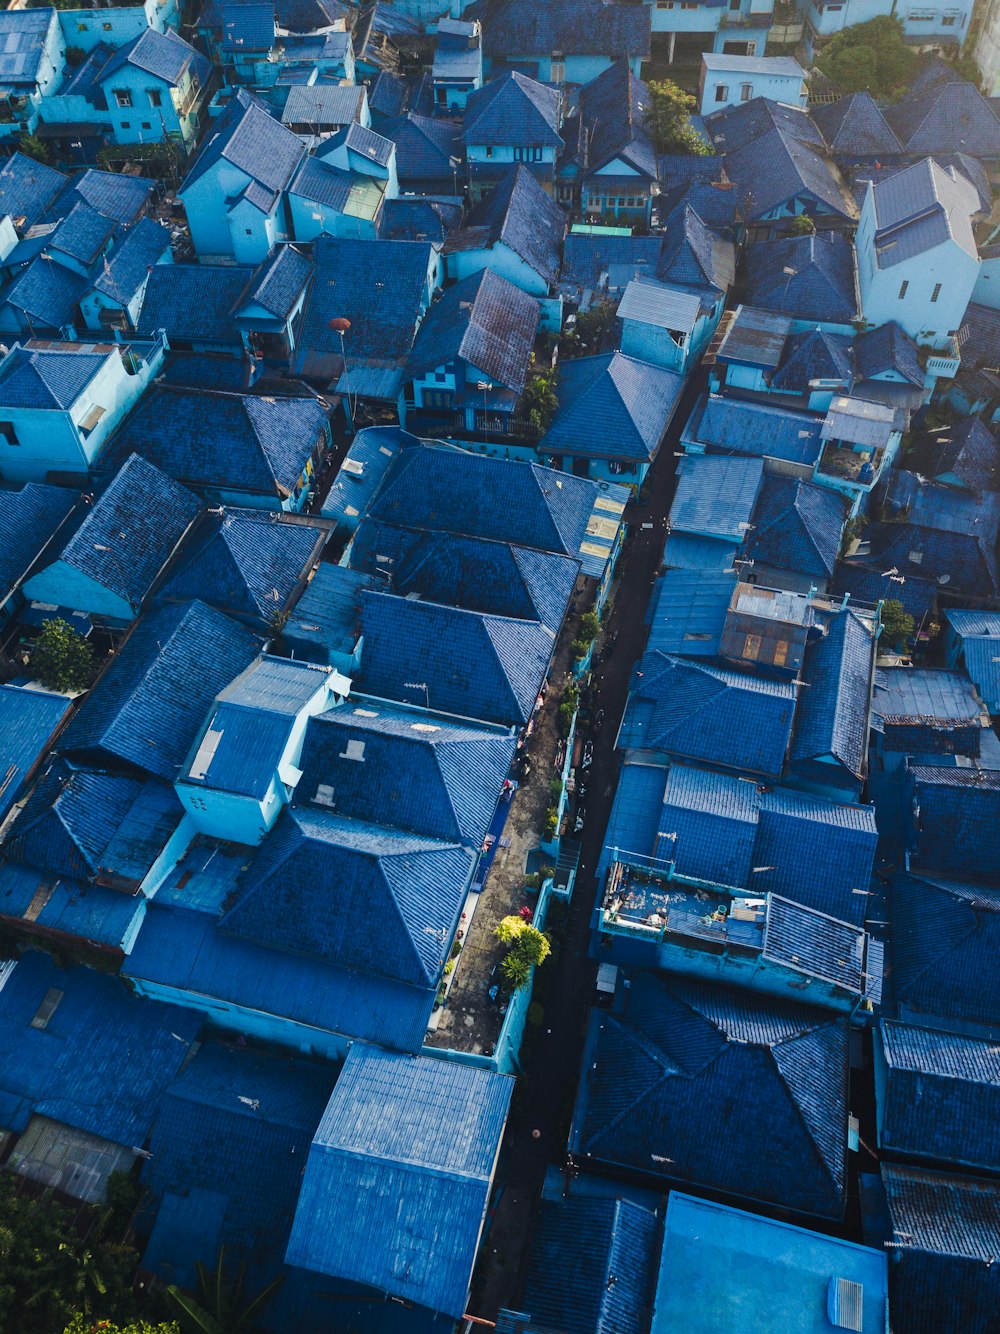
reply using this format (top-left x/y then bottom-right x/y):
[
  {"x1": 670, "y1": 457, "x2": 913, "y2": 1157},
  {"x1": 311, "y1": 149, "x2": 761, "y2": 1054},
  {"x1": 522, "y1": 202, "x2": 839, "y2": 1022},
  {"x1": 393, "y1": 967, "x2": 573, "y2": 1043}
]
[{"x1": 815, "y1": 444, "x2": 884, "y2": 489}]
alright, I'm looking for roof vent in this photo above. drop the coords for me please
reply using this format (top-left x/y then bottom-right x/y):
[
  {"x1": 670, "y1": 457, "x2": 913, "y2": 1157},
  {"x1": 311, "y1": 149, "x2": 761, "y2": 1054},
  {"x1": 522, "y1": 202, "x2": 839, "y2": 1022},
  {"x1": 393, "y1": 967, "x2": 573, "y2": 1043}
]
[
  {"x1": 827, "y1": 1277, "x2": 864, "y2": 1332},
  {"x1": 31, "y1": 988, "x2": 64, "y2": 1030}
]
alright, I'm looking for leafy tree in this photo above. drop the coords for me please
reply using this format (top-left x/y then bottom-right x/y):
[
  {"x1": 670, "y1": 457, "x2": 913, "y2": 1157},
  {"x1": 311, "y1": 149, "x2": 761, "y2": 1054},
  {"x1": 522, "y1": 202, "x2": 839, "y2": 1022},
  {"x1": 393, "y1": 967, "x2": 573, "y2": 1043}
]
[
  {"x1": 644, "y1": 80, "x2": 712, "y2": 156},
  {"x1": 880, "y1": 599, "x2": 915, "y2": 652},
  {"x1": 787, "y1": 214, "x2": 816, "y2": 235},
  {"x1": 33, "y1": 617, "x2": 95, "y2": 692},
  {"x1": 817, "y1": 18, "x2": 920, "y2": 100},
  {"x1": 17, "y1": 132, "x2": 50, "y2": 164},
  {"x1": 64, "y1": 1320, "x2": 180, "y2": 1334},
  {"x1": 165, "y1": 1248, "x2": 284, "y2": 1334},
  {"x1": 495, "y1": 917, "x2": 551, "y2": 990},
  {"x1": 523, "y1": 367, "x2": 559, "y2": 435}
]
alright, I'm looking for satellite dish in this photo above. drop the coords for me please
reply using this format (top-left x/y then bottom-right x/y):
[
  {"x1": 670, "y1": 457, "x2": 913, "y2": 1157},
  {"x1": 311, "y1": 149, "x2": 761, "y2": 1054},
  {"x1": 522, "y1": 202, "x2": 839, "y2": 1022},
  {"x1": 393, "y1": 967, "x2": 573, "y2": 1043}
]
[{"x1": 938, "y1": 574, "x2": 951, "y2": 585}]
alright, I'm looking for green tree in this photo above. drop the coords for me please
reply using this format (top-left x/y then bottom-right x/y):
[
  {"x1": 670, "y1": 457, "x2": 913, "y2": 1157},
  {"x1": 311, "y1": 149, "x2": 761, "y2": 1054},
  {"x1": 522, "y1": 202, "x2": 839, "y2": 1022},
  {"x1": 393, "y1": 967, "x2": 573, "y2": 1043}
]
[
  {"x1": 64, "y1": 1319, "x2": 181, "y2": 1334},
  {"x1": 495, "y1": 916, "x2": 551, "y2": 990},
  {"x1": 787, "y1": 214, "x2": 816, "y2": 235},
  {"x1": 33, "y1": 617, "x2": 95, "y2": 692},
  {"x1": 644, "y1": 80, "x2": 712, "y2": 156},
  {"x1": 523, "y1": 367, "x2": 559, "y2": 435},
  {"x1": 17, "y1": 132, "x2": 50, "y2": 164},
  {"x1": 817, "y1": 17, "x2": 920, "y2": 99},
  {"x1": 165, "y1": 1248, "x2": 284, "y2": 1334},
  {"x1": 880, "y1": 598, "x2": 915, "y2": 652}
]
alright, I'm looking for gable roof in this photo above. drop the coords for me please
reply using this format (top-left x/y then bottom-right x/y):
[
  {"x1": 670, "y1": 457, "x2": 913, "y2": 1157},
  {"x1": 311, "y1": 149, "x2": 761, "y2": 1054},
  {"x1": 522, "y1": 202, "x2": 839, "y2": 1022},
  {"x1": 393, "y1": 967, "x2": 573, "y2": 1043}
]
[
  {"x1": 136, "y1": 263, "x2": 254, "y2": 345},
  {"x1": 885, "y1": 79, "x2": 1000, "y2": 159},
  {"x1": 0, "y1": 481, "x2": 78, "y2": 602},
  {"x1": 705, "y1": 96, "x2": 825, "y2": 156},
  {"x1": 744, "y1": 474, "x2": 847, "y2": 579},
  {"x1": 854, "y1": 319, "x2": 923, "y2": 387},
  {"x1": 407, "y1": 268, "x2": 539, "y2": 392},
  {"x1": 657, "y1": 203, "x2": 735, "y2": 297},
  {"x1": 61, "y1": 600, "x2": 262, "y2": 780},
  {"x1": 812, "y1": 92, "x2": 903, "y2": 159},
  {"x1": 454, "y1": 164, "x2": 565, "y2": 285},
  {"x1": 357, "y1": 588, "x2": 554, "y2": 726},
  {"x1": 0, "y1": 343, "x2": 107, "y2": 410},
  {"x1": 0, "y1": 685, "x2": 71, "y2": 823},
  {"x1": 103, "y1": 385, "x2": 327, "y2": 499},
  {"x1": 619, "y1": 651, "x2": 796, "y2": 776},
  {"x1": 790, "y1": 610, "x2": 872, "y2": 784},
  {"x1": 296, "y1": 701, "x2": 514, "y2": 846},
  {"x1": 864, "y1": 515, "x2": 999, "y2": 601},
  {"x1": 222, "y1": 805, "x2": 474, "y2": 987},
  {"x1": 181, "y1": 89, "x2": 304, "y2": 199},
  {"x1": 91, "y1": 216, "x2": 171, "y2": 305},
  {"x1": 907, "y1": 768, "x2": 1000, "y2": 881},
  {"x1": 667, "y1": 453, "x2": 763, "y2": 544},
  {"x1": 101, "y1": 26, "x2": 209, "y2": 88},
  {"x1": 906, "y1": 418, "x2": 1000, "y2": 493},
  {"x1": 61, "y1": 169, "x2": 155, "y2": 227},
  {"x1": 380, "y1": 112, "x2": 461, "y2": 182},
  {"x1": 723, "y1": 125, "x2": 854, "y2": 222},
  {"x1": 463, "y1": 70, "x2": 562, "y2": 147},
  {"x1": 1, "y1": 257, "x2": 87, "y2": 331},
  {"x1": 572, "y1": 972, "x2": 849, "y2": 1219},
  {"x1": 746, "y1": 232, "x2": 857, "y2": 325},
  {"x1": 866, "y1": 157, "x2": 979, "y2": 267},
  {"x1": 0, "y1": 153, "x2": 66, "y2": 230},
  {"x1": 771, "y1": 327, "x2": 853, "y2": 394},
  {"x1": 684, "y1": 394, "x2": 824, "y2": 466},
  {"x1": 286, "y1": 1046, "x2": 512, "y2": 1317},
  {"x1": 577, "y1": 59, "x2": 657, "y2": 181},
  {"x1": 239, "y1": 244, "x2": 312, "y2": 321},
  {"x1": 544, "y1": 352, "x2": 684, "y2": 462},
  {"x1": 483, "y1": 0, "x2": 650, "y2": 58}
]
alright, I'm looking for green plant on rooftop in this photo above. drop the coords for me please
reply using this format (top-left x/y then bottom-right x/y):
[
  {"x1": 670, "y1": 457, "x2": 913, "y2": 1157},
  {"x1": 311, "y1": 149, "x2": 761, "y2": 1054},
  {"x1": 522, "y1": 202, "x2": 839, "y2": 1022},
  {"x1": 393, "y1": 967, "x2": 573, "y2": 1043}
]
[
  {"x1": 64, "y1": 1320, "x2": 180, "y2": 1334},
  {"x1": 33, "y1": 617, "x2": 95, "y2": 693},
  {"x1": 816, "y1": 18, "x2": 920, "y2": 100},
  {"x1": 495, "y1": 916, "x2": 552, "y2": 990},
  {"x1": 644, "y1": 79, "x2": 712, "y2": 156},
  {"x1": 523, "y1": 361, "x2": 559, "y2": 435},
  {"x1": 879, "y1": 599, "x2": 915, "y2": 653},
  {"x1": 165, "y1": 1247, "x2": 284, "y2": 1334},
  {"x1": 17, "y1": 132, "x2": 50, "y2": 164},
  {"x1": 787, "y1": 214, "x2": 816, "y2": 236}
]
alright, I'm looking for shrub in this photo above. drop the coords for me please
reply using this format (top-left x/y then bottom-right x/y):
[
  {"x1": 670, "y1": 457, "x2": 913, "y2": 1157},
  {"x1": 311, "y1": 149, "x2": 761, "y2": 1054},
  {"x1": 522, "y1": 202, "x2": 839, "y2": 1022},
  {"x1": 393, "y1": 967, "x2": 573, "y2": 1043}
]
[
  {"x1": 817, "y1": 17, "x2": 919, "y2": 100},
  {"x1": 33, "y1": 617, "x2": 95, "y2": 692},
  {"x1": 496, "y1": 922, "x2": 552, "y2": 991},
  {"x1": 787, "y1": 214, "x2": 816, "y2": 235},
  {"x1": 644, "y1": 79, "x2": 713, "y2": 155},
  {"x1": 880, "y1": 598, "x2": 915, "y2": 651}
]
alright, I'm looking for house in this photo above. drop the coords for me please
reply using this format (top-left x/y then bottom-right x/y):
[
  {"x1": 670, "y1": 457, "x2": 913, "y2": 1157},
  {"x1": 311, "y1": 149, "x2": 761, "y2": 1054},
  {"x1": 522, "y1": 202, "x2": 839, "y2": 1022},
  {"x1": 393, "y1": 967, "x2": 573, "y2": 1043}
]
[
  {"x1": 60, "y1": 599, "x2": 262, "y2": 781},
  {"x1": 319, "y1": 424, "x2": 415, "y2": 534},
  {"x1": 643, "y1": 0, "x2": 775, "y2": 65},
  {"x1": 157, "y1": 507, "x2": 326, "y2": 631},
  {"x1": 616, "y1": 278, "x2": 708, "y2": 377},
  {"x1": 232, "y1": 243, "x2": 313, "y2": 363},
  {"x1": 379, "y1": 112, "x2": 463, "y2": 196},
  {"x1": 280, "y1": 564, "x2": 379, "y2": 674},
  {"x1": 23, "y1": 454, "x2": 200, "y2": 623},
  {"x1": 0, "y1": 481, "x2": 79, "y2": 623},
  {"x1": 853, "y1": 320, "x2": 927, "y2": 410},
  {"x1": 432, "y1": 17, "x2": 482, "y2": 112},
  {"x1": 641, "y1": 200, "x2": 735, "y2": 361},
  {"x1": 560, "y1": 60, "x2": 658, "y2": 223},
  {"x1": 741, "y1": 474, "x2": 848, "y2": 593},
  {"x1": 682, "y1": 393, "x2": 824, "y2": 468},
  {"x1": 559, "y1": 231, "x2": 664, "y2": 305},
  {"x1": 746, "y1": 231, "x2": 859, "y2": 332},
  {"x1": 767, "y1": 327, "x2": 854, "y2": 412},
  {"x1": 542, "y1": 352, "x2": 684, "y2": 485},
  {"x1": 280, "y1": 82, "x2": 370, "y2": 136},
  {"x1": 885, "y1": 62, "x2": 1000, "y2": 160},
  {"x1": 378, "y1": 196, "x2": 462, "y2": 244},
  {"x1": 663, "y1": 452, "x2": 764, "y2": 570},
  {"x1": 875, "y1": 1165, "x2": 1000, "y2": 1334},
  {"x1": 570, "y1": 972, "x2": 850, "y2": 1219},
  {"x1": 135, "y1": 263, "x2": 254, "y2": 353},
  {"x1": 179, "y1": 89, "x2": 304, "y2": 263},
  {"x1": 905, "y1": 767, "x2": 1000, "y2": 881},
  {"x1": 98, "y1": 28, "x2": 211, "y2": 148},
  {"x1": 0, "y1": 952, "x2": 201, "y2": 1204},
  {"x1": 61, "y1": 166, "x2": 156, "y2": 227},
  {"x1": 0, "y1": 337, "x2": 164, "y2": 483},
  {"x1": 402, "y1": 268, "x2": 540, "y2": 438},
  {"x1": 285, "y1": 1047, "x2": 512, "y2": 1319},
  {"x1": 873, "y1": 668, "x2": 987, "y2": 766},
  {"x1": 0, "y1": 153, "x2": 67, "y2": 233},
  {"x1": 0, "y1": 8, "x2": 66, "y2": 143},
  {"x1": 905, "y1": 418, "x2": 1000, "y2": 493},
  {"x1": 698, "y1": 54, "x2": 806, "y2": 116},
  {"x1": 78, "y1": 216, "x2": 173, "y2": 335},
  {"x1": 855, "y1": 158, "x2": 981, "y2": 351},
  {"x1": 176, "y1": 655, "x2": 348, "y2": 844},
  {"x1": 480, "y1": 0, "x2": 651, "y2": 83},
  {"x1": 707, "y1": 303, "x2": 793, "y2": 397},
  {"x1": 288, "y1": 123, "x2": 398, "y2": 242},
  {"x1": 811, "y1": 92, "x2": 903, "y2": 167},
  {"x1": 443, "y1": 165, "x2": 565, "y2": 303},
  {"x1": 101, "y1": 383, "x2": 331, "y2": 512},
  {"x1": 652, "y1": 1193, "x2": 888, "y2": 1333},
  {"x1": 356, "y1": 588, "x2": 554, "y2": 727},
  {"x1": 462, "y1": 71, "x2": 563, "y2": 201},
  {"x1": 875, "y1": 1020, "x2": 1000, "y2": 1175},
  {"x1": 943, "y1": 609, "x2": 1000, "y2": 713},
  {"x1": 0, "y1": 685, "x2": 71, "y2": 823},
  {"x1": 815, "y1": 394, "x2": 902, "y2": 502}
]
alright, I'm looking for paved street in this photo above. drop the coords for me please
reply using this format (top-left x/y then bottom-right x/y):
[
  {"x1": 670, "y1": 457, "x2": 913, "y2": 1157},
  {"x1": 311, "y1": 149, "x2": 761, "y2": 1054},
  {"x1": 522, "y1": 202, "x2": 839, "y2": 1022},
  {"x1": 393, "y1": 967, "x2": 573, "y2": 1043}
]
[{"x1": 469, "y1": 372, "x2": 706, "y2": 1321}]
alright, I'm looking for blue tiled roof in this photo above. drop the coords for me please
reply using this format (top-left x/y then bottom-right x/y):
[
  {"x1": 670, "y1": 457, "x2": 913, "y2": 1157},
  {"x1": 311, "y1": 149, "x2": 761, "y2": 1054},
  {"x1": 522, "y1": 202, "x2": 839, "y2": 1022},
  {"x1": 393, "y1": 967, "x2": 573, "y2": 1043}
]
[
  {"x1": 104, "y1": 385, "x2": 327, "y2": 500},
  {"x1": 0, "y1": 153, "x2": 66, "y2": 230},
  {"x1": 790, "y1": 610, "x2": 872, "y2": 785},
  {"x1": 34, "y1": 454, "x2": 200, "y2": 613},
  {"x1": 48, "y1": 203, "x2": 117, "y2": 268},
  {"x1": 812, "y1": 92, "x2": 903, "y2": 159},
  {"x1": 880, "y1": 1164, "x2": 1000, "y2": 1334},
  {"x1": 482, "y1": 0, "x2": 650, "y2": 59},
  {"x1": 182, "y1": 89, "x2": 304, "y2": 198},
  {"x1": 221, "y1": 0, "x2": 275, "y2": 52},
  {"x1": 599, "y1": 760, "x2": 669, "y2": 878},
  {"x1": 885, "y1": 80, "x2": 1000, "y2": 158},
  {"x1": 0, "y1": 950, "x2": 200, "y2": 1142},
  {"x1": 0, "y1": 862, "x2": 143, "y2": 951},
  {"x1": 744, "y1": 475, "x2": 846, "y2": 579},
  {"x1": 141, "y1": 1041, "x2": 334, "y2": 1287},
  {"x1": 771, "y1": 328, "x2": 853, "y2": 395},
  {"x1": 907, "y1": 418, "x2": 1000, "y2": 493},
  {"x1": 407, "y1": 268, "x2": 539, "y2": 393},
  {"x1": 136, "y1": 263, "x2": 253, "y2": 345},
  {"x1": 519, "y1": 1195, "x2": 660, "y2": 1334},
  {"x1": 559, "y1": 233, "x2": 663, "y2": 293},
  {"x1": 0, "y1": 481, "x2": 77, "y2": 597},
  {"x1": 878, "y1": 1020, "x2": 1000, "y2": 1172},
  {"x1": 578, "y1": 60, "x2": 658, "y2": 181},
  {"x1": 358, "y1": 588, "x2": 554, "y2": 726},
  {"x1": 746, "y1": 232, "x2": 857, "y2": 325},
  {"x1": 891, "y1": 871, "x2": 1000, "y2": 1025},
  {"x1": 296, "y1": 701, "x2": 514, "y2": 846},
  {"x1": 763, "y1": 894, "x2": 870, "y2": 995},
  {"x1": 326, "y1": 120, "x2": 395, "y2": 168},
  {"x1": 60, "y1": 169, "x2": 155, "y2": 227},
  {"x1": 350, "y1": 521, "x2": 578, "y2": 632},
  {"x1": 684, "y1": 394, "x2": 823, "y2": 465},
  {"x1": 160, "y1": 354, "x2": 251, "y2": 392},
  {"x1": 0, "y1": 685, "x2": 70, "y2": 823},
  {"x1": 867, "y1": 158, "x2": 979, "y2": 268},
  {"x1": 62, "y1": 600, "x2": 262, "y2": 780},
  {"x1": 285, "y1": 1046, "x2": 512, "y2": 1318},
  {"x1": 101, "y1": 26, "x2": 209, "y2": 88},
  {"x1": 241, "y1": 244, "x2": 312, "y2": 321},
  {"x1": 158, "y1": 509, "x2": 324, "y2": 626},
  {"x1": 874, "y1": 667, "x2": 984, "y2": 761},
  {"x1": 863, "y1": 519, "x2": 999, "y2": 601},
  {"x1": 458, "y1": 164, "x2": 565, "y2": 284},
  {"x1": 571, "y1": 973, "x2": 848, "y2": 1220},
  {"x1": 378, "y1": 197, "x2": 462, "y2": 243},
  {"x1": 4, "y1": 759, "x2": 183, "y2": 889},
  {"x1": 222, "y1": 805, "x2": 474, "y2": 986},
  {"x1": 658, "y1": 202, "x2": 734, "y2": 296},
  {"x1": 281, "y1": 562, "x2": 375, "y2": 663},
  {"x1": 668, "y1": 454, "x2": 763, "y2": 540},
  {"x1": 544, "y1": 353, "x2": 683, "y2": 462},
  {"x1": 908, "y1": 768, "x2": 1000, "y2": 880},
  {"x1": 380, "y1": 112, "x2": 461, "y2": 183},
  {"x1": 369, "y1": 444, "x2": 626, "y2": 578},
  {"x1": 854, "y1": 320, "x2": 923, "y2": 388},
  {"x1": 953, "y1": 635, "x2": 1000, "y2": 710},
  {"x1": 1, "y1": 257, "x2": 86, "y2": 331},
  {"x1": 722, "y1": 124, "x2": 853, "y2": 221},
  {"x1": 657, "y1": 175, "x2": 738, "y2": 232},
  {"x1": 0, "y1": 8, "x2": 55, "y2": 87},
  {"x1": 91, "y1": 216, "x2": 170, "y2": 304},
  {"x1": 646, "y1": 568, "x2": 734, "y2": 658},
  {"x1": 322, "y1": 425, "x2": 416, "y2": 528},
  {"x1": 620, "y1": 651, "x2": 795, "y2": 776}
]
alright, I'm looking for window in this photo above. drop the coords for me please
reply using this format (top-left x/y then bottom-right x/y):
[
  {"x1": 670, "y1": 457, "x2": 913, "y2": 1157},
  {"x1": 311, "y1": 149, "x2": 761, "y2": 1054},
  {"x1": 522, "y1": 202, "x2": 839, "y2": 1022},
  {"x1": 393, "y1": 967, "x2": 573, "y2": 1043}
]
[
  {"x1": 898, "y1": 280, "x2": 908, "y2": 299},
  {"x1": 942, "y1": 12, "x2": 955, "y2": 21},
  {"x1": 931, "y1": 282, "x2": 942, "y2": 302},
  {"x1": 0, "y1": 421, "x2": 19, "y2": 446},
  {"x1": 77, "y1": 22, "x2": 87, "y2": 30},
  {"x1": 141, "y1": 121, "x2": 151, "y2": 129},
  {"x1": 113, "y1": 88, "x2": 132, "y2": 108},
  {"x1": 102, "y1": 20, "x2": 112, "y2": 28},
  {"x1": 773, "y1": 639, "x2": 789, "y2": 667},
  {"x1": 729, "y1": 0, "x2": 742, "y2": 9},
  {"x1": 743, "y1": 633, "x2": 762, "y2": 659},
  {"x1": 551, "y1": 59, "x2": 565, "y2": 82},
  {"x1": 682, "y1": 2, "x2": 698, "y2": 8},
  {"x1": 148, "y1": 88, "x2": 162, "y2": 108},
  {"x1": 484, "y1": 145, "x2": 493, "y2": 158},
  {"x1": 740, "y1": 82, "x2": 753, "y2": 101},
  {"x1": 120, "y1": 121, "x2": 130, "y2": 128},
  {"x1": 532, "y1": 145, "x2": 542, "y2": 161},
  {"x1": 715, "y1": 84, "x2": 729, "y2": 102},
  {"x1": 513, "y1": 146, "x2": 524, "y2": 161}
]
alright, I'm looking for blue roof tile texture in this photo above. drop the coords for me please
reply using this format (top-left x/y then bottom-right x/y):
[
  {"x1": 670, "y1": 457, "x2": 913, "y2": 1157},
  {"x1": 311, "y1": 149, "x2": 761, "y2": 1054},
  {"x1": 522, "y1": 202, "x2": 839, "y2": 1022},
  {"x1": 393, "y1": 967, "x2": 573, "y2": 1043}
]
[
  {"x1": 61, "y1": 600, "x2": 262, "y2": 780},
  {"x1": 854, "y1": 320, "x2": 924, "y2": 388},
  {"x1": 136, "y1": 263, "x2": 253, "y2": 345},
  {"x1": 908, "y1": 768, "x2": 1000, "y2": 879},
  {"x1": 2, "y1": 257, "x2": 87, "y2": 331},
  {"x1": 885, "y1": 79, "x2": 1000, "y2": 158},
  {"x1": 0, "y1": 950, "x2": 201, "y2": 1142},
  {"x1": 242, "y1": 244, "x2": 312, "y2": 320},
  {"x1": 0, "y1": 153, "x2": 66, "y2": 230},
  {"x1": 358, "y1": 588, "x2": 554, "y2": 726},
  {"x1": 464, "y1": 70, "x2": 562, "y2": 147},
  {"x1": 790, "y1": 610, "x2": 872, "y2": 785},
  {"x1": 61, "y1": 169, "x2": 155, "y2": 227},
  {"x1": 907, "y1": 418, "x2": 1000, "y2": 493},
  {"x1": 0, "y1": 685, "x2": 70, "y2": 823},
  {"x1": 772, "y1": 328, "x2": 853, "y2": 394},
  {"x1": 457, "y1": 164, "x2": 565, "y2": 285},
  {"x1": 380, "y1": 112, "x2": 461, "y2": 183},
  {"x1": 102, "y1": 26, "x2": 209, "y2": 87},
  {"x1": 746, "y1": 232, "x2": 857, "y2": 325},
  {"x1": 544, "y1": 352, "x2": 684, "y2": 462},
  {"x1": 721, "y1": 123, "x2": 852, "y2": 222},
  {"x1": 285, "y1": 1046, "x2": 512, "y2": 1317},
  {"x1": 668, "y1": 454, "x2": 763, "y2": 540},
  {"x1": 572, "y1": 972, "x2": 848, "y2": 1220},
  {"x1": 579, "y1": 59, "x2": 658, "y2": 181},
  {"x1": 705, "y1": 97, "x2": 825, "y2": 156},
  {"x1": 0, "y1": 345, "x2": 107, "y2": 410},
  {"x1": 182, "y1": 89, "x2": 304, "y2": 198},
  {"x1": 482, "y1": 0, "x2": 650, "y2": 60},
  {"x1": 91, "y1": 216, "x2": 171, "y2": 304},
  {"x1": 744, "y1": 474, "x2": 847, "y2": 579},
  {"x1": 0, "y1": 481, "x2": 77, "y2": 596},
  {"x1": 812, "y1": 92, "x2": 903, "y2": 159},
  {"x1": 684, "y1": 394, "x2": 823, "y2": 465}
]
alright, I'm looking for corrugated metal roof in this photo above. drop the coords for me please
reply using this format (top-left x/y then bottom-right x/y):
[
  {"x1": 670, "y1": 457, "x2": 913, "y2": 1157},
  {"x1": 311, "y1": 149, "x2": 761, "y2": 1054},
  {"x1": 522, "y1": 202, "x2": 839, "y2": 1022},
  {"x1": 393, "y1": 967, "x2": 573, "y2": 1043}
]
[{"x1": 617, "y1": 277, "x2": 702, "y2": 334}]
